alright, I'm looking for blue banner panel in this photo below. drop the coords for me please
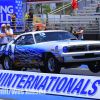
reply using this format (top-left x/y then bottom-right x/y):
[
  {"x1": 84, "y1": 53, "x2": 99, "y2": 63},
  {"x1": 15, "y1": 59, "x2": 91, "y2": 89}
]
[
  {"x1": 0, "y1": 0, "x2": 22, "y2": 27},
  {"x1": 0, "y1": 70, "x2": 100, "y2": 99}
]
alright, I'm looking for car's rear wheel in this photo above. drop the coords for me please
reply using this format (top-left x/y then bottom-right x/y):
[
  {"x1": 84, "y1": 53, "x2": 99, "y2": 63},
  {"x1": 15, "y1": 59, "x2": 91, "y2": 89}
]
[
  {"x1": 2, "y1": 56, "x2": 22, "y2": 71},
  {"x1": 88, "y1": 61, "x2": 100, "y2": 73},
  {"x1": 43, "y1": 54, "x2": 61, "y2": 73}
]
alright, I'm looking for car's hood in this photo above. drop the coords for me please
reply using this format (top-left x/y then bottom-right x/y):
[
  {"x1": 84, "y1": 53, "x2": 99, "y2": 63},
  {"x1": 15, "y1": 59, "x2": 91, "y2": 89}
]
[
  {"x1": 55, "y1": 40, "x2": 100, "y2": 45},
  {"x1": 41, "y1": 40, "x2": 100, "y2": 46}
]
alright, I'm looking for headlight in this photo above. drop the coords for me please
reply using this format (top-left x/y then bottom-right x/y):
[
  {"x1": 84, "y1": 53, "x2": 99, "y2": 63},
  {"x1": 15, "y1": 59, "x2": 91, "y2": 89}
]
[{"x1": 63, "y1": 46, "x2": 67, "y2": 53}]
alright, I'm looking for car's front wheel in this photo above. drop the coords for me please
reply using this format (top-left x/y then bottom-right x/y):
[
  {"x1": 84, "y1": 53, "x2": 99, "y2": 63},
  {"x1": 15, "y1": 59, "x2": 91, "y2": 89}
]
[
  {"x1": 88, "y1": 61, "x2": 100, "y2": 73},
  {"x1": 43, "y1": 54, "x2": 61, "y2": 73}
]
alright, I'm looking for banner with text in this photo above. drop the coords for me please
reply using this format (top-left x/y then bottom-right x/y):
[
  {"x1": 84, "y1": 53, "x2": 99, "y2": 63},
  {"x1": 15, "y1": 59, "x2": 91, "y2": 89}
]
[{"x1": 0, "y1": 70, "x2": 100, "y2": 99}]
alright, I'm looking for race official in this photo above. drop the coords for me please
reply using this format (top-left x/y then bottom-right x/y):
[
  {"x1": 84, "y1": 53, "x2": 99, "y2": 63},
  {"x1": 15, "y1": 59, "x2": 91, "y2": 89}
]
[
  {"x1": 6, "y1": 24, "x2": 13, "y2": 42},
  {"x1": 0, "y1": 24, "x2": 11, "y2": 44}
]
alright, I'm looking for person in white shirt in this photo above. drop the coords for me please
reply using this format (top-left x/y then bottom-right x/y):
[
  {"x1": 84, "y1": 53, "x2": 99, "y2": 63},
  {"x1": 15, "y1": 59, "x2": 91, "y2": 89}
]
[
  {"x1": 0, "y1": 24, "x2": 12, "y2": 44},
  {"x1": 6, "y1": 24, "x2": 13, "y2": 42},
  {"x1": 76, "y1": 27, "x2": 83, "y2": 40}
]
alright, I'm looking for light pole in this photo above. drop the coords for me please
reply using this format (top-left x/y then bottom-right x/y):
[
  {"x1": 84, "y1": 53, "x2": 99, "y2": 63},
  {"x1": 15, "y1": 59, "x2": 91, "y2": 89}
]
[{"x1": 85, "y1": 0, "x2": 87, "y2": 7}]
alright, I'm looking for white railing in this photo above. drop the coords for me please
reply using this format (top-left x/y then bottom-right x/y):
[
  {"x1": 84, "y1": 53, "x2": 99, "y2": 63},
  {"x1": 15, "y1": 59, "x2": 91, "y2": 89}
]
[{"x1": 48, "y1": 0, "x2": 83, "y2": 15}]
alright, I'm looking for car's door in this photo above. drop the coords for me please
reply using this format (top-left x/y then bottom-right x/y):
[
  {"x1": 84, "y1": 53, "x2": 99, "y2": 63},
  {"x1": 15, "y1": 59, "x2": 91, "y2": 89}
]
[{"x1": 13, "y1": 34, "x2": 36, "y2": 66}]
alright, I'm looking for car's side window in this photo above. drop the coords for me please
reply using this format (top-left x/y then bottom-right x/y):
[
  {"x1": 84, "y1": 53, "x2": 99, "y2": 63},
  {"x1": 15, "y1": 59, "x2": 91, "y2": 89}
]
[{"x1": 14, "y1": 34, "x2": 34, "y2": 45}]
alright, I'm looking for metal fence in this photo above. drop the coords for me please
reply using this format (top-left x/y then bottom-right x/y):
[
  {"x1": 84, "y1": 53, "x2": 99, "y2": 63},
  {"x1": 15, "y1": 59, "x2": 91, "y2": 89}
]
[{"x1": 0, "y1": 16, "x2": 100, "y2": 33}]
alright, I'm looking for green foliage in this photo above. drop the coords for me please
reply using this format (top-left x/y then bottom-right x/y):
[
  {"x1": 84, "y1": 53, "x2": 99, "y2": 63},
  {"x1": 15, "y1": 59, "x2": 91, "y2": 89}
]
[
  {"x1": 41, "y1": 4, "x2": 51, "y2": 14},
  {"x1": 56, "y1": 3, "x2": 63, "y2": 8},
  {"x1": 30, "y1": 4, "x2": 34, "y2": 14}
]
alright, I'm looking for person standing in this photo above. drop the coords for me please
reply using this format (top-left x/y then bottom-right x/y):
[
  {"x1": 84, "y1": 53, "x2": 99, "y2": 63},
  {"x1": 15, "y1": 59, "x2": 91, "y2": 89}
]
[
  {"x1": 70, "y1": 25, "x2": 76, "y2": 34},
  {"x1": 71, "y1": 0, "x2": 78, "y2": 16},
  {"x1": 28, "y1": 9, "x2": 33, "y2": 30},
  {"x1": 70, "y1": 25, "x2": 77, "y2": 38},
  {"x1": 76, "y1": 27, "x2": 83, "y2": 40},
  {"x1": 0, "y1": 24, "x2": 11, "y2": 44},
  {"x1": 24, "y1": 12, "x2": 28, "y2": 26},
  {"x1": 25, "y1": 12, "x2": 28, "y2": 19},
  {"x1": 10, "y1": 13, "x2": 16, "y2": 31},
  {"x1": 96, "y1": 3, "x2": 100, "y2": 12},
  {"x1": 6, "y1": 24, "x2": 13, "y2": 42},
  {"x1": 95, "y1": 3, "x2": 100, "y2": 23}
]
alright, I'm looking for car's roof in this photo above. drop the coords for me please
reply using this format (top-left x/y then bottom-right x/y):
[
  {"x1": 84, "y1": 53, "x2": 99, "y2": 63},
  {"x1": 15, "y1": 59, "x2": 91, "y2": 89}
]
[{"x1": 20, "y1": 30, "x2": 68, "y2": 36}]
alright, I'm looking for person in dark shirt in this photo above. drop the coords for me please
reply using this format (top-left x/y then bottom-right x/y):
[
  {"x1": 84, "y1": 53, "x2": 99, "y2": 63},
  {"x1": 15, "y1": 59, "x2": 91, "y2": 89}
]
[
  {"x1": 28, "y1": 9, "x2": 33, "y2": 21},
  {"x1": 36, "y1": 26, "x2": 40, "y2": 31},
  {"x1": 95, "y1": 3, "x2": 100, "y2": 23},
  {"x1": 70, "y1": 25, "x2": 76, "y2": 34},
  {"x1": 28, "y1": 9, "x2": 33, "y2": 30},
  {"x1": 96, "y1": 3, "x2": 100, "y2": 12},
  {"x1": 70, "y1": 25, "x2": 77, "y2": 38},
  {"x1": 25, "y1": 25, "x2": 31, "y2": 33}
]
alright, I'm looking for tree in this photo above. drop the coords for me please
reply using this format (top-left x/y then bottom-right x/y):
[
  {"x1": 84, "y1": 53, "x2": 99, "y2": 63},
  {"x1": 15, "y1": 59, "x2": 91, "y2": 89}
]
[
  {"x1": 41, "y1": 4, "x2": 51, "y2": 26},
  {"x1": 30, "y1": 4, "x2": 34, "y2": 14},
  {"x1": 41, "y1": 4, "x2": 51, "y2": 14},
  {"x1": 36, "y1": 4, "x2": 41, "y2": 14},
  {"x1": 56, "y1": 3, "x2": 63, "y2": 9}
]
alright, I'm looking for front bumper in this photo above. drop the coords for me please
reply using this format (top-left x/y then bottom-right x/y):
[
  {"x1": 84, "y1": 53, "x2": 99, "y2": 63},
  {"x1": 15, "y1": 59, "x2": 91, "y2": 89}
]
[{"x1": 61, "y1": 51, "x2": 100, "y2": 63}]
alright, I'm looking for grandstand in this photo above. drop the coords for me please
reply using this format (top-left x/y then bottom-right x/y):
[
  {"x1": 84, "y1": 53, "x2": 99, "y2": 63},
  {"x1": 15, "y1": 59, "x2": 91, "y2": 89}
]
[{"x1": 47, "y1": 0, "x2": 100, "y2": 40}]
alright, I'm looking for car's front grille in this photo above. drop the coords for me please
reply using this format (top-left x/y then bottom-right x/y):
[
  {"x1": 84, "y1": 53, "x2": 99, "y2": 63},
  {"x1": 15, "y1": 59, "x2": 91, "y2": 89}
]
[
  {"x1": 89, "y1": 45, "x2": 100, "y2": 51},
  {"x1": 68, "y1": 45, "x2": 87, "y2": 52},
  {"x1": 67, "y1": 45, "x2": 100, "y2": 52}
]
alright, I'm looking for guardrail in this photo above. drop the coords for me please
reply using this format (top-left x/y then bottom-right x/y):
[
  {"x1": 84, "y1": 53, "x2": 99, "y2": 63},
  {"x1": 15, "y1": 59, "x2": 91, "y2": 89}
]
[{"x1": 0, "y1": 16, "x2": 100, "y2": 33}]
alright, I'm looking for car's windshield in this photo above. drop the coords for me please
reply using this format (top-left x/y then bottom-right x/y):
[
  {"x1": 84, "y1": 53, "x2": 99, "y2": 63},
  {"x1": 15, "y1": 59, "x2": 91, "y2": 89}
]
[{"x1": 34, "y1": 31, "x2": 77, "y2": 43}]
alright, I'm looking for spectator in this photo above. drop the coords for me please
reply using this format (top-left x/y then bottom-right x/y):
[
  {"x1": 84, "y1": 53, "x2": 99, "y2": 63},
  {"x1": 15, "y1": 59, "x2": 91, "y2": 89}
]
[
  {"x1": 71, "y1": 0, "x2": 78, "y2": 16},
  {"x1": 96, "y1": 3, "x2": 100, "y2": 12},
  {"x1": 56, "y1": 27, "x2": 58, "y2": 30},
  {"x1": 25, "y1": 12, "x2": 28, "y2": 19},
  {"x1": 44, "y1": 26, "x2": 48, "y2": 30},
  {"x1": 70, "y1": 25, "x2": 76, "y2": 34},
  {"x1": 6, "y1": 24, "x2": 13, "y2": 42},
  {"x1": 70, "y1": 25, "x2": 77, "y2": 38},
  {"x1": 76, "y1": 27, "x2": 83, "y2": 40},
  {"x1": 0, "y1": 24, "x2": 11, "y2": 44},
  {"x1": 36, "y1": 26, "x2": 40, "y2": 31},
  {"x1": 10, "y1": 13, "x2": 16, "y2": 31},
  {"x1": 24, "y1": 12, "x2": 28, "y2": 25},
  {"x1": 28, "y1": 9, "x2": 33, "y2": 30},
  {"x1": 25, "y1": 25, "x2": 31, "y2": 33}
]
